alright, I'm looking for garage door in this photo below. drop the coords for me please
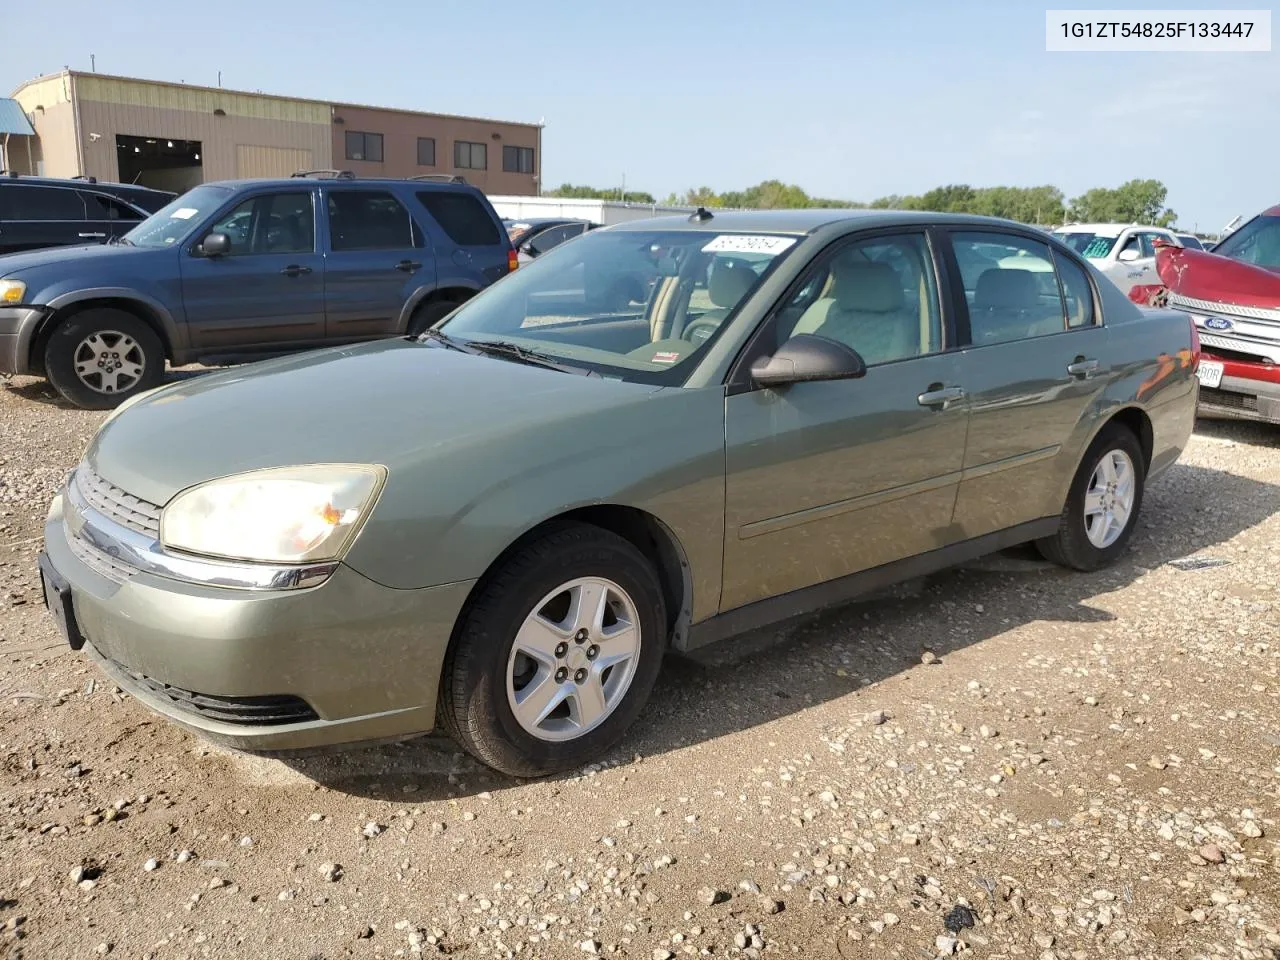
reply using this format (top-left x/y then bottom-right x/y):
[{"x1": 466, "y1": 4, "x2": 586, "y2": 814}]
[{"x1": 235, "y1": 145, "x2": 313, "y2": 178}]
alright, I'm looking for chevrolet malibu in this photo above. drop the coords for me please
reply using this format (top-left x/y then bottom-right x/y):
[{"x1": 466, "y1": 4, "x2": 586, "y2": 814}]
[{"x1": 38, "y1": 210, "x2": 1200, "y2": 777}]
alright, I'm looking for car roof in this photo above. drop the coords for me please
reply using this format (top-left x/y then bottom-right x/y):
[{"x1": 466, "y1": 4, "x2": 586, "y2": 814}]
[
  {"x1": 0, "y1": 175, "x2": 171, "y2": 195},
  {"x1": 512, "y1": 217, "x2": 592, "y2": 227},
  {"x1": 203, "y1": 177, "x2": 480, "y2": 192},
  {"x1": 605, "y1": 208, "x2": 1059, "y2": 235},
  {"x1": 1056, "y1": 222, "x2": 1170, "y2": 237}
]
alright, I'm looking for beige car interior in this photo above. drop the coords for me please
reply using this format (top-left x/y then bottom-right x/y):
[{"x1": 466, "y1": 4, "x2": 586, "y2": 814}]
[
  {"x1": 969, "y1": 267, "x2": 1064, "y2": 342},
  {"x1": 626, "y1": 257, "x2": 758, "y2": 365},
  {"x1": 787, "y1": 249, "x2": 938, "y2": 365}
]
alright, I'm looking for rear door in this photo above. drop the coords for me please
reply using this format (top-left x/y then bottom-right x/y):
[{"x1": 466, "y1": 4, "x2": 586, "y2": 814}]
[
  {"x1": 80, "y1": 190, "x2": 147, "y2": 244},
  {"x1": 945, "y1": 229, "x2": 1110, "y2": 537},
  {"x1": 322, "y1": 188, "x2": 430, "y2": 339},
  {"x1": 180, "y1": 189, "x2": 326, "y2": 350},
  {"x1": 0, "y1": 184, "x2": 89, "y2": 253}
]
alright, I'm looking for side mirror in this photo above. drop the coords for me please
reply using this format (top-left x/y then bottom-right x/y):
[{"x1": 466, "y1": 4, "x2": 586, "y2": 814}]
[
  {"x1": 750, "y1": 334, "x2": 867, "y2": 388},
  {"x1": 520, "y1": 240, "x2": 538, "y2": 257},
  {"x1": 1117, "y1": 247, "x2": 1141, "y2": 263},
  {"x1": 201, "y1": 232, "x2": 231, "y2": 257}
]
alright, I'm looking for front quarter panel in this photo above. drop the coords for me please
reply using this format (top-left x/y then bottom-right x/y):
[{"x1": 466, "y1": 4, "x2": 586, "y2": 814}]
[{"x1": 341, "y1": 384, "x2": 728, "y2": 624}]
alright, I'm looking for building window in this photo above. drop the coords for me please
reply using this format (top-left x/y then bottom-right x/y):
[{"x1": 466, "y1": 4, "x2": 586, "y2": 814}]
[
  {"x1": 503, "y1": 145, "x2": 535, "y2": 174},
  {"x1": 417, "y1": 137, "x2": 436, "y2": 167},
  {"x1": 345, "y1": 131, "x2": 384, "y2": 163},
  {"x1": 454, "y1": 141, "x2": 487, "y2": 170}
]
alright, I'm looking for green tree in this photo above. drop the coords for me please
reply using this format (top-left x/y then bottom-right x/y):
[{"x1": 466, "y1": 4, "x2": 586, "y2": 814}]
[
  {"x1": 1067, "y1": 179, "x2": 1174, "y2": 225},
  {"x1": 545, "y1": 183, "x2": 656, "y2": 204}
]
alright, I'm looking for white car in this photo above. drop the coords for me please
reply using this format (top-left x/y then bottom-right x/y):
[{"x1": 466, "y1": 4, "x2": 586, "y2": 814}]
[{"x1": 1052, "y1": 223, "x2": 1181, "y2": 295}]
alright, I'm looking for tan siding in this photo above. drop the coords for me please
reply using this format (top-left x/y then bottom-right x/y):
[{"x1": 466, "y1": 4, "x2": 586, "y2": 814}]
[
  {"x1": 235, "y1": 144, "x2": 313, "y2": 178},
  {"x1": 75, "y1": 75, "x2": 329, "y2": 125},
  {"x1": 10, "y1": 76, "x2": 79, "y2": 177},
  {"x1": 76, "y1": 100, "x2": 332, "y2": 183}
]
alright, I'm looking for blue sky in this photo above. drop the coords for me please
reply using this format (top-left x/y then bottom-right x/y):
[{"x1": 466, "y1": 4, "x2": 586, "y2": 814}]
[{"x1": 5, "y1": 0, "x2": 1275, "y2": 231}]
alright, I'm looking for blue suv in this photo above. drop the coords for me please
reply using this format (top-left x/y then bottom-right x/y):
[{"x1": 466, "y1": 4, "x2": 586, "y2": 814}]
[{"x1": 0, "y1": 171, "x2": 515, "y2": 408}]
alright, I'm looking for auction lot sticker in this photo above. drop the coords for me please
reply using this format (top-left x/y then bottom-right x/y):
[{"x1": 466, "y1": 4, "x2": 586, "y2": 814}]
[
  {"x1": 701, "y1": 235, "x2": 798, "y2": 255},
  {"x1": 1046, "y1": 9, "x2": 1271, "y2": 51}
]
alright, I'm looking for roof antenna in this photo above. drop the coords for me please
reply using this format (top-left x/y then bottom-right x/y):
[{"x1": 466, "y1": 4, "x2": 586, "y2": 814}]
[{"x1": 688, "y1": 206, "x2": 713, "y2": 223}]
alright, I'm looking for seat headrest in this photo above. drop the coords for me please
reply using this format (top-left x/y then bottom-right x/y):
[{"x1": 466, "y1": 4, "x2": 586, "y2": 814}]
[
  {"x1": 974, "y1": 269, "x2": 1040, "y2": 310},
  {"x1": 830, "y1": 259, "x2": 904, "y2": 313},
  {"x1": 707, "y1": 260, "x2": 757, "y2": 309}
]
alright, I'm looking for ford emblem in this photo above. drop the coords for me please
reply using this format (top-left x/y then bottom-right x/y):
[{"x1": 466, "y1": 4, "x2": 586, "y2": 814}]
[{"x1": 1203, "y1": 316, "x2": 1233, "y2": 331}]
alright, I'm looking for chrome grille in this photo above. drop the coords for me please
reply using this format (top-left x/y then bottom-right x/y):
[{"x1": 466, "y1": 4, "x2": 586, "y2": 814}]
[
  {"x1": 75, "y1": 467, "x2": 162, "y2": 538},
  {"x1": 67, "y1": 533, "x2": 138, "y2": 584}
]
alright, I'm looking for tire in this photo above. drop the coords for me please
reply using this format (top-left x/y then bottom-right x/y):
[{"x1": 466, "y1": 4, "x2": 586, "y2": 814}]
[
  {"x1": 438, "y1": 525, "x2": 667, "y2": 778},
  {"x1": 1036, "y1": 423, "x2": 1146, "y2": 571},
  {"x1": 407, "y1": 300, "x2": 460, "y2": 337},
  {"x1": 43, "y1": 308, "x2": 165, "y2": 410}
]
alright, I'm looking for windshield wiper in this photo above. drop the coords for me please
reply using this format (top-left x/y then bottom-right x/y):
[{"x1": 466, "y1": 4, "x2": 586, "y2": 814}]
[
  {"x1": 107, "y1": 235, "x2": 134, "y2": 246},
  {"x1": 467, "y1": 340, "x2": 596, "y2": 376},
  {"x1": 416, "y1": 328, "x2": 476, "y2": 352}
]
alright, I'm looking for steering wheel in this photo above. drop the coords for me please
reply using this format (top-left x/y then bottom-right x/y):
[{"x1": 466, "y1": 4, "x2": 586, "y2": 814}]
[{"x1": 681, "y1": 318, "x2": 721, "y2": 344}]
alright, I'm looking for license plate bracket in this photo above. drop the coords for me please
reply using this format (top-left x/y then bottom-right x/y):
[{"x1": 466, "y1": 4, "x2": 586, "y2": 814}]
[
  {"x1": 1196, "y1": 360, "x2": 1224, "y2": 389},
  {"x1": 37, "y1": 552, "x2": 85, "y2": 651}
]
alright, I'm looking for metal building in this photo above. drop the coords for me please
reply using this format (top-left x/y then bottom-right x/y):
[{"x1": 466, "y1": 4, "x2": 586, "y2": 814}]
[{"x1": 7, "y1": 70, "x2": 542, "y2": 196}]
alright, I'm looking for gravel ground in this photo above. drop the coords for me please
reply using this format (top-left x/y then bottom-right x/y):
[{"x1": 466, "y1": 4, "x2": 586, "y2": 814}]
[{"x1": 1, "y1": 372, "x2": 1278, "y2": 960}]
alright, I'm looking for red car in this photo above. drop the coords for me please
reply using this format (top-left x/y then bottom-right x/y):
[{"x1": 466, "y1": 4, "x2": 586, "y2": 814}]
[{"x1": 1129, "y1": 205, "x2": 1280, "y2": 424}]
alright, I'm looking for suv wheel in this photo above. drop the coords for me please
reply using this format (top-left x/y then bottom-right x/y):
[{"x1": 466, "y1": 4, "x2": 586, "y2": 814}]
[
  {"x1": 44, "y1": 308, "x2": 165, "y2": 410},
  {"x1": 407, "y1": 300, "x2": 460, "y2": 337},
  {"x1": 438, "y1": 525, "x2": 666, "y2": 778}
]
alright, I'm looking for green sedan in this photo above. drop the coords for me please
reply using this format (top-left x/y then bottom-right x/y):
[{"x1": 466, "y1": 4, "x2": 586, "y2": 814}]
[{"x1": 37, "y1": 209, "x2": 1200, "y2": 777}]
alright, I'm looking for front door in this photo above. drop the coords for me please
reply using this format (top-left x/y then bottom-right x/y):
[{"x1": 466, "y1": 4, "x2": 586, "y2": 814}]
[
  {"x1": 180, "y1": 190, "x2": 325, "y2": 350},
  {"x1": 945, "y1": 229, "x2": 1112, "y2": 537},
  {"x1": 721, "y1": 230, "x2": 969, "y2": 611},
  {"x1": 322, "y1": 188, "x2": 430, "y2": 339}
]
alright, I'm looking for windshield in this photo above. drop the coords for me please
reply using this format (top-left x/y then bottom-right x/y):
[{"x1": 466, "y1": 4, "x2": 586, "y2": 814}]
[
  {"x1": 436, "y1": 228, "x2": 798, "y2": 384},
  {"x1": 122, "y1": 185, "x2": 234, "y2": 248},
  {"x1": 1212, "y1": 214, "x2": 1280, "y2": 268},
  {"x1": 1054, "y1": 231, "x2": 1117, "y2": 258},
  {"x1": 1177, "y1": 235, "x2": 1204, "y2": 250}
]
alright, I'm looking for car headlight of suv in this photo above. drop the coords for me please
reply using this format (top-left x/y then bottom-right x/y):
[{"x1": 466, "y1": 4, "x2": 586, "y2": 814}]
[
  {"x1": 160, "y1": 464, "x2": 387, "y2": 565},
  {"x1": 0, "y1": 279, "x2": 26, "y2": 304}
]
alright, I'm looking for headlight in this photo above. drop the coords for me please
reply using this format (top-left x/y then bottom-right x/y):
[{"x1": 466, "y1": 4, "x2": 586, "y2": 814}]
[
  {"x1": 160, "y1": 464, "x2": 386, "y2": 564},
  {"x1": 0, "y1": 280, "x2": 26, "y2": 304}
]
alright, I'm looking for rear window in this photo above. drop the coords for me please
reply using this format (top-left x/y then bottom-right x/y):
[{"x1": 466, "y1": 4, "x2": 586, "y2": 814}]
[
  {"x1": 416, "y1": 191, "x2": 501, "y2": 247},
  {"x1": 1, "y1": 184, "x2": 86, "y2": 221}
]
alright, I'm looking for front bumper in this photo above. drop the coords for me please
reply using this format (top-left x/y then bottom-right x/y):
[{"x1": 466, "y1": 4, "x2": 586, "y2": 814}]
[
  {"x1": 0, "y1": 305, "x2": 48, "y2": 376},
  {"x1": 42, "y1": 490, "x2": 476, "y2": 752},
  {"x1": 1196, "y1": 353, "x2": 1280, "y2": 425}
]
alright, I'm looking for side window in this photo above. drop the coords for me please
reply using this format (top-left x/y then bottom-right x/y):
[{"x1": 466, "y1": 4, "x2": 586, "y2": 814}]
[
  {"x1": 952, "y1": 232, "x2": 1066, "y2": 344},
  {"x1": 8, "y1": 185, "x2": 85, "y2": 220},
  {"x1": 1138, "y1": 233, "x2": 1157, "y2": 258},
  {"x1": 206, "y1": 193, "x2": 314, "y2": 255},
  {"x1": 83, "y1": 193, "x2": 143, "y2": 222},
  {"x1": 207, "y1": 197, "x2": 259, "y2": 253},
  {"x1": 1054, "y1": 253, "x2": 1096, "y2": 328},
  {"x1": 778, "y1": 232, "x2": 943, "y2": 366},
  {"x1": 528, "y1": 224, "x2": 577, "y2": 254},
  {"x1": 1118, "y1": 232, "x2": 1142, "y2": 258},
  {"x1": 327, "y1": 191, "x2": 414, "y2": 251},
  {"x1": 415, "y1": 191, "x2": 500, "y2": 246}
]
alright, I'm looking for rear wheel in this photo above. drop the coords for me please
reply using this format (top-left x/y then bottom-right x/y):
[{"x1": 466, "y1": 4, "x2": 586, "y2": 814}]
[
  {"x1": 438, "y1": 525, "x2": 666, "y2": 778},
  {"x1": 407, "y1": 300, "x2": 460, "y2": 337},
  {"x1": 43, "y1": 308, "x2": 165, "y2": 410},
  {"x1": 1036, "y1": 423, "x2": 1146, "y2": 571}
]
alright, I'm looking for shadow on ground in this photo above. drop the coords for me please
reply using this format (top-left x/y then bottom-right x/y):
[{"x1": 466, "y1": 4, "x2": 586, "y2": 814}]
[{"x1": 281, "y1": 457, "x2": 1279, "y2": 800}]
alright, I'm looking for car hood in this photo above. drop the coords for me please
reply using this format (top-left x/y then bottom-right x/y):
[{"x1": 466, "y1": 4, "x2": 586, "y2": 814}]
[
  {"x1": 86, "y1": 338, "x2": 661, "y2": 507},
  {"x1": 0, "y1": 241, "x2": 161, "y2": 280},
  {"x1": 1156, "y1": 245, "x2": 1280, "y2": 310}
]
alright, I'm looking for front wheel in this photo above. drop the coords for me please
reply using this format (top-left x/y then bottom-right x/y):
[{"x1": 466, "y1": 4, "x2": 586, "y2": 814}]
[
  {"x1": 43, "y1": 308, "x2": 165, "y2": 410},
  {"x1": 438, "y1": 525, "x2": 666, "y2": 778},
  {"x1": 1036, "y1": 423, "x2": 1146, "y2": 571}
]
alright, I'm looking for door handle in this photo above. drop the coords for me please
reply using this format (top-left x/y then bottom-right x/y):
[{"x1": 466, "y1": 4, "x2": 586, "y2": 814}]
[
  {"x1": 1067, "y1": 357, "x2": 1099, "y2": 379},
  {"x1": 280, "y1": 264, "x2": 313, "y2": 277},
  {"x1": 395, "y1": 260, "x2": 422, "y2": 272},
  {"x1": 917, "y1": 385, "x2": 966, "y2": 408},
  {"x1": 78, "y1": 232, "x2": 106, "y2": 239}
]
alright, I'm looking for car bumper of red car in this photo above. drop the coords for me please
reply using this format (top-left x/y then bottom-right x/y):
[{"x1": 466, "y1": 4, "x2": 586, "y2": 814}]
[{"x1": 1196, "y1": 352, "x2": 1280, "y2": 424}]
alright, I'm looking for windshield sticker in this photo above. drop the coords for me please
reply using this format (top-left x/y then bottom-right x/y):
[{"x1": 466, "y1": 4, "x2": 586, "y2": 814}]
[
  {"x1": 701, "y1": 235, "x2": 797, "y2": 255},
  {"x1": 169, "y1": 207, "x2": 199, "y2": 220},
  {"x1": 1082, "y1": 238, "x2": 1112, "y2": 258},
  {"x1": 652, "y1": 351, "x2": 681, "y2": 364}
]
